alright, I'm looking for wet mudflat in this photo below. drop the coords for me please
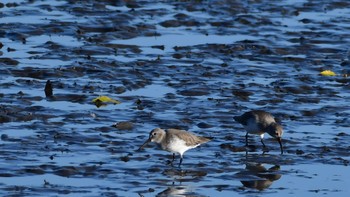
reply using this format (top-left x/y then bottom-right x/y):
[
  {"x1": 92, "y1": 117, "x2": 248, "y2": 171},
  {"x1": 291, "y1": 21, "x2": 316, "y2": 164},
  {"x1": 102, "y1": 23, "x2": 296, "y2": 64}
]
[{"x1": 1, "y1": 0, "x2": 350, "y2": 196}]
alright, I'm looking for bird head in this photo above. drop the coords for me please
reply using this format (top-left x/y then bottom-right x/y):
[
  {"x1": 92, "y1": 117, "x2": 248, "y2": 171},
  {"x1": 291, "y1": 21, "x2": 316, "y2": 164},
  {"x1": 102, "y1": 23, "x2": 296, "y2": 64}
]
[
  {"x1": 138, "y1": 128, "x2": 165, "y2": 150},
  {"x1": 267, "y1": 123, "x2": 284, "y2": 154},
  {"x1": 148, "y1": 128, "x2": 165, "y2": 143},
  {"x1": 267, "y1": 123, "x2": 283, "y2": 139}
]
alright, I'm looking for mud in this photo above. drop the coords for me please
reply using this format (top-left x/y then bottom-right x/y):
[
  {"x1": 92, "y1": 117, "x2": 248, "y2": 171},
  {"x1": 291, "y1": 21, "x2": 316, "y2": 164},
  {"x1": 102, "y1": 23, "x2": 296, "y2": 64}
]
[{"x1": 1, "y1": 0, "x2": 350, "y2": 196}]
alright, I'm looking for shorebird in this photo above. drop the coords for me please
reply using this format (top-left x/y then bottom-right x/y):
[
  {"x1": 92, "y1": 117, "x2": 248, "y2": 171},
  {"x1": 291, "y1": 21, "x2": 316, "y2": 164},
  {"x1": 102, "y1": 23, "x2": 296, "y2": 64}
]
[
  {"x1": 138, "y1": 128, "x2": 211, "y2": 167},
  {"x1": 233, "y1": 110, "x2": 284, "y2": 154}
]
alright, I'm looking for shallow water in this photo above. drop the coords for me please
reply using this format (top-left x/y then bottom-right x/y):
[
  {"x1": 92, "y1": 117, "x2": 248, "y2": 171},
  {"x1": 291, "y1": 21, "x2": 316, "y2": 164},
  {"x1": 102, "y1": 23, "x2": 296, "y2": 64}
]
[{"x1": 1, "y1": 0, "x2": 350, "y2": 196}]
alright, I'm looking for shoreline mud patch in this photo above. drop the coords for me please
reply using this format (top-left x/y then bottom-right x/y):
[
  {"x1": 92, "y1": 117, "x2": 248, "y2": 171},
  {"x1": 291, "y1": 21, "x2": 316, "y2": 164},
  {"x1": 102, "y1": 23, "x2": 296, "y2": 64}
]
[{"x1": 1, "y1": 0, "x2": 350, "y2": 196}]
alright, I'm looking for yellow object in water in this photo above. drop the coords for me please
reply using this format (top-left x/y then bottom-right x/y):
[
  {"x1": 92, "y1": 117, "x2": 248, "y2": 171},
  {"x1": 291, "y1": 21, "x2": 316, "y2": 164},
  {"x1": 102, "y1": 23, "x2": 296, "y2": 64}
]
[
  {"x1": 320, "y1": 70, "x2": 336, "y2": 76},
  {"x1": 92, "y1": 96, "x2": 121, "y2": 104}
]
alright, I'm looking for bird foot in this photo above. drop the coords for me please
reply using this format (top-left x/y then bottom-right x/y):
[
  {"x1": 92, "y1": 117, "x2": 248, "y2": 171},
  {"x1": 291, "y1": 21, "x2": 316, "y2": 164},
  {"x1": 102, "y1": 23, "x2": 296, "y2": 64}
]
[
  {"x1": 262, "y1": 147, "x2": 270, "y2": 154},
  {"x1": 246, "y1": 145, "x2": 257, "y2": 151},
  {"x1": 166, "y1": 160, "x2": 174, "y2": 167}
]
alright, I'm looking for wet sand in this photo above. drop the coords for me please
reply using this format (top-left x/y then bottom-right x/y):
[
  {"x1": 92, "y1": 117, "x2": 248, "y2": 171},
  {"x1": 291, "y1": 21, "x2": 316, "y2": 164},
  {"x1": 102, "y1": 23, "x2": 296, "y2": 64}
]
[{"x1": 1, "y1": 0, "x2": 350, "y2": 196}]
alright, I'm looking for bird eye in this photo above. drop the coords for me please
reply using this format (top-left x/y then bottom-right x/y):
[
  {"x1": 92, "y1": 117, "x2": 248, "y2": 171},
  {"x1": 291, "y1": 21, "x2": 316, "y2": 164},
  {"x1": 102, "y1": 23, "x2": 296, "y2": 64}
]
[{"x1": 153, "y1": 133, "x2": 157, "y2": 136}]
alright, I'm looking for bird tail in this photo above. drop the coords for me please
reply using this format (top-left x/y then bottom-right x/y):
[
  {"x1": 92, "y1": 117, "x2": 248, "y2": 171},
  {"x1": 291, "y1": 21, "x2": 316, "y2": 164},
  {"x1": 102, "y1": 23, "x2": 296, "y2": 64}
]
[
  {"x1": 200, "y1": 136, "x2": 213, "y2": 143},
  {"x1": 233, "y1": 116, "x2": 241, "y2": 122}
]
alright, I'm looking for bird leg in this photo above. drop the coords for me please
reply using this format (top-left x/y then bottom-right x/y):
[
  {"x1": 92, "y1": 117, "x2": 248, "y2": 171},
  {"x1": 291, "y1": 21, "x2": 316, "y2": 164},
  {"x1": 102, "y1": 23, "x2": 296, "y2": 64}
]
[
  {"x1": 245, "y1": 133, "x2": 249, "y2": 146},
  {"x1": 260, "y1": 138, "x2": 266, "y2": 147},
  {"x1": 168, "y1": 153, "x2": 176, "y2": 166},
  {"x1": 178, "y1": 156, "x2": 183, "y2": 168},
  {"x1": 172, "y1": 153, "x2": 176, "y2": 162},
  {"x1": 260, "y1": 133, "x2": 266, "y2": 147}
]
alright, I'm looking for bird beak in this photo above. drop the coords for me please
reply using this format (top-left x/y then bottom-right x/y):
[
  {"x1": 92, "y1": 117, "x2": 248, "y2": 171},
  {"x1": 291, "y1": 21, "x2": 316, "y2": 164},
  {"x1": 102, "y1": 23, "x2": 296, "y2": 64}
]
[
  {"x1": 277, "y1": 137, "x2": 283, "y2": 155},
  {"x1": 138, "y1": 138, "x2": 151, "y2": 151}
]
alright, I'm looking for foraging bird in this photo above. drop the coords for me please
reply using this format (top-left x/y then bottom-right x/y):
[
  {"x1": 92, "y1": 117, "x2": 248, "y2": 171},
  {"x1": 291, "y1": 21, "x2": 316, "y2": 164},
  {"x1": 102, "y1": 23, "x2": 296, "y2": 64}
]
[
  {"x1": 233, "y1": 110, "x2": 284, "y2": 154},
  {"x1": 138, "y1": 128, "x2": 211, "y2": 167}
]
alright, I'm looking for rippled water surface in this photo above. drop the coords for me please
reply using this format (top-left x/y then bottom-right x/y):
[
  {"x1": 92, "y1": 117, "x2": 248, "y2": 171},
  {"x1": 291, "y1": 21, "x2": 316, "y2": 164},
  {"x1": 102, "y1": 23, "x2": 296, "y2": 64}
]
[{"x1": 1, "y1": 0, "x2": 350, "y2": 196}]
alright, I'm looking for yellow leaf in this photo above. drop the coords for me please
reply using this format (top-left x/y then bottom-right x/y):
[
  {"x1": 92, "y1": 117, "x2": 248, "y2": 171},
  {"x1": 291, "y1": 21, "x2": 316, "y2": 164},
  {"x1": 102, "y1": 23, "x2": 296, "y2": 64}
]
[
  {"x1": 320, "y1": 70, "x2": 336, "y2": 76},
  {"x1": 92, "y1": 96, "x2": 121, "y2": 104}
]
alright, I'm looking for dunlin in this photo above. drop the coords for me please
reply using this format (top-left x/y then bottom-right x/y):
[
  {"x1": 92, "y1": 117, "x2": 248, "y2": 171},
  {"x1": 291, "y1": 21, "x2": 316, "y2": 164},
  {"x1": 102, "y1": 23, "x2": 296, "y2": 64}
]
[
  {"x1": 233, "y1": 110, "x2": 284, "y2": 154},
  {"x1": 138, "y1": 128, "x2": 211, "y2": 167}
]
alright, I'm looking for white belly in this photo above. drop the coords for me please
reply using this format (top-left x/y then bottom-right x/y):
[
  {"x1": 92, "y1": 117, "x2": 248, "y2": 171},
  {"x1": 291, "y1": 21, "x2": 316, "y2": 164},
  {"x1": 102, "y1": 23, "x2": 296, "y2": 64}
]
[{"x1": 165, "y1": 138, "x2": 197, "y2": 156}]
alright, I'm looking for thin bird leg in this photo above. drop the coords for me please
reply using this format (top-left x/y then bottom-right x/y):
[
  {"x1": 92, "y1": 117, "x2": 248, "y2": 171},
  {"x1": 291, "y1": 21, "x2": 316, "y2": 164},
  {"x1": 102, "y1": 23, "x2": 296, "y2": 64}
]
[
  {"x1": 172, "y1": 153, "x2": 176, "y2": 162},
  {"x1": 260, "y1": 134, "x2": 266, "y2": 147},
  {"x1": 167, "y1": 153, "x2": 176, "y2": 167},
  {"x1": 245, "y1": 133, "x2": 249, "y2": 146},
  {"x1": 178, "y1": 156, "x2": 183, "y2": 168},
  {"x1": 260, "y1": 138, "x2": 266, "y2": 147}
]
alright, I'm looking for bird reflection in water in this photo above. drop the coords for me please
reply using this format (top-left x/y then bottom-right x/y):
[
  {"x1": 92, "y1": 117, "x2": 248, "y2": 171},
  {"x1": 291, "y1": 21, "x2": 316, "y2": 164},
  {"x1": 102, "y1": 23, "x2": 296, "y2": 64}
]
[
  {"x1": 236, "y1": 162, "x2": 282, "y2": 190},
  {"x1": 156, "y1": 185, "x2": 192, "y2": 197}
]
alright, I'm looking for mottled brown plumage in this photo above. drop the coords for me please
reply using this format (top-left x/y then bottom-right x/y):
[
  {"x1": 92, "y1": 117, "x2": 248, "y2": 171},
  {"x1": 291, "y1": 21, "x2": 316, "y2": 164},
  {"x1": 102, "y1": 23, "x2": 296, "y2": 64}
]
[
  {"x1": 139, "y1": 128, "x2": 211, "y2": 167},
  {"x1": 234, "y1": 110, "x2": 284, "y2": 154}
]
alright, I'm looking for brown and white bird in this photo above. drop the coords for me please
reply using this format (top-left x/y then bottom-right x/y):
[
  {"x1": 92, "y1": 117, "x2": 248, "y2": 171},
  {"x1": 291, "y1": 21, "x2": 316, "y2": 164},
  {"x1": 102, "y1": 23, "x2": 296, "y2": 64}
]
[
  {"x1": 233, "y1": 110, "x2": 284, "y2": 154},
  {"x1": 138, "y1": 128, "x2": 211, "y2": 167}
]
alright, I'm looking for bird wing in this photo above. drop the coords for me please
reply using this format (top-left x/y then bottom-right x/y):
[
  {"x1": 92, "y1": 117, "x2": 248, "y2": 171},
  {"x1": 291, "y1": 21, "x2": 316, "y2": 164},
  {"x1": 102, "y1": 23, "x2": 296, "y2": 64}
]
[
  {"x1": 234, "y1": 111, "x2": 255, "y2": 125},
  {"x1": 166, "y1": 129, "x2": 210, "y2": 147}
]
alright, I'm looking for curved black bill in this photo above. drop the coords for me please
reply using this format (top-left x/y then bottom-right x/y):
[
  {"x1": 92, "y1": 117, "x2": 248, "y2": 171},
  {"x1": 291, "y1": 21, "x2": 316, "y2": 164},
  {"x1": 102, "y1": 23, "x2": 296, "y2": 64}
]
[
  {"x1": 277, "y1": 137, "x2": 283, "y2": 155},
  {"x1": 138, "y1": 138, "x2": 151, "y2": 151}
]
